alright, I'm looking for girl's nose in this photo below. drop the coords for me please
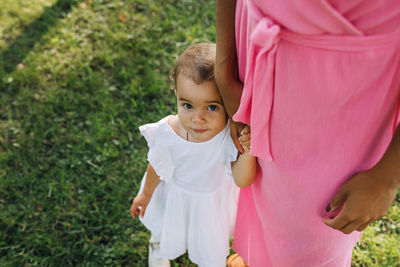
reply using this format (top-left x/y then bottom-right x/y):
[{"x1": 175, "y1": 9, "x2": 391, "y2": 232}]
[{"x1": 192, "y1": 110, "x2": 206, "y2": 122}]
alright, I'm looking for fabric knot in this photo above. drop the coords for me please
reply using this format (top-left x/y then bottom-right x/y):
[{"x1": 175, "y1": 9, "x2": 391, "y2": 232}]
[{"x1": 250, "y1": 18, "x2": 281, "y2": 49}]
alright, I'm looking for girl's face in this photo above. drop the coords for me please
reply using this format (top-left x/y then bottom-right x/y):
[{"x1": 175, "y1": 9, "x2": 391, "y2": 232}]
[{"x1": 176, "y1": 74, "x2": 228, "y2": 142}]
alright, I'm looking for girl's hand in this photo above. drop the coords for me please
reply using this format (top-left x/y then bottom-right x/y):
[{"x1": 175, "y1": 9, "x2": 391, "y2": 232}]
[
  {"x1": 239, "y1": 126, "x2": 251, "y2": 152},
  {"x1": 323, "y1": 168, "x2": 398, "y2": 234},
  {"x1": 130, "y1": 193, "x2": 152, "y2": 219}
]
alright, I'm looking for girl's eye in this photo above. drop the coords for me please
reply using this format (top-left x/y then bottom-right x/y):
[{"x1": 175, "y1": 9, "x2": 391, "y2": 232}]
[
  {"x1": 183, "y1": 103, "x2": 192, "y2": 110},
  {"x1": 207, "y1": 105, "x2": 218, "y2": 111}
]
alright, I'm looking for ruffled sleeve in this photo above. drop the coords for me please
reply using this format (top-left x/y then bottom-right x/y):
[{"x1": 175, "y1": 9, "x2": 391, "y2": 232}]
[{"x1": 139, "y1": 119, "x2": 174, "y2": 182}]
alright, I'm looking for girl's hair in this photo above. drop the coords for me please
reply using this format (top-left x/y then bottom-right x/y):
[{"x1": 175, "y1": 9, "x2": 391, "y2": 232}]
[{"x1": 169, "y1": 43, "x2": 216, "y2": 91}]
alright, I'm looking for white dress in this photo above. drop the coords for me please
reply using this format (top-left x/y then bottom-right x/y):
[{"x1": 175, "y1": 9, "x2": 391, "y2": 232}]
[{"x1": 138, "y1": 115, "x2": 239, "y2": 267}]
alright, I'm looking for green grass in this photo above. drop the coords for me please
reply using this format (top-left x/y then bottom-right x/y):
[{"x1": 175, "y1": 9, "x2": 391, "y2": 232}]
[{"x1": 0, "y1": 0, "x2": 399, "y2": 266}]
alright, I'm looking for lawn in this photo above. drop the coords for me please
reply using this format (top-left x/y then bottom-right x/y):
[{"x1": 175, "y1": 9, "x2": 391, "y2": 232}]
[{"x1": 0, "y1": 0, "x2": 399, "y2": 266}]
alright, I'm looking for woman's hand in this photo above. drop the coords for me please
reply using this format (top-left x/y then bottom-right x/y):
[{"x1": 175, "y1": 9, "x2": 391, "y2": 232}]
[
  {"x1": 324, "y1": 126, "x2": 400, "y2": 234},
  {"x1": 230, "y1": 120, "x2": 246, "y2": 153},
  {"x1": 323, "y1": 168, "x2": 398, "y2": 234},
  {"x1": 130, "y1": 193, "x2": 152, "y2": 219}
]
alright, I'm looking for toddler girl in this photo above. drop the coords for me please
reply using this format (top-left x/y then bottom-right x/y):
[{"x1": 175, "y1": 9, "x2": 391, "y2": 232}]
[{"x1": 130, "y1": 43, "x2": 256, "y2": 267}]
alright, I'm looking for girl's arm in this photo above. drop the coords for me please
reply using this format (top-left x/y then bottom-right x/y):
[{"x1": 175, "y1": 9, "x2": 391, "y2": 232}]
[
  {"x1": 130, "y1": 163, "x2": 160, "y2": 219},
  {"x1": 232, "y1": 151, "x2": 257, "y2": 188},
  {"x1": 232, "y1": 126, "x2": 257, "y2": 188}
]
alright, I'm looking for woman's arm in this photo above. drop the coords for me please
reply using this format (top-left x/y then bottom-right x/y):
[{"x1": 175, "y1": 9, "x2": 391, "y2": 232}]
[
  {"x1": 323, "y1": 125, "x2": 400, "y2": 234},
  {"x1": 215, "y1": 0, "x2": 242, "y2": 118},
  {"x1": 376, "y1": 125, "x2": 400, "y2": 186},
  {"x1": 130, "y1": 163, "x2": 160, "y2": 219},
  {"x1": 216, "y1": 0, "x2": 246, "y2": 152}
]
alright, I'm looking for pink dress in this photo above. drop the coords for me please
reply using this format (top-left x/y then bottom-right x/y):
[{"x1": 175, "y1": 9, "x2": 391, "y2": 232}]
[{"x1": 232, "y1": 0, "x2": 400, "y2": 266}]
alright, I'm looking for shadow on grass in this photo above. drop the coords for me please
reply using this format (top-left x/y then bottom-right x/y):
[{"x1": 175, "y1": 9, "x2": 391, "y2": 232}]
[{"x1": 0, "y1": 0, "x2": 82, "y2": 75}]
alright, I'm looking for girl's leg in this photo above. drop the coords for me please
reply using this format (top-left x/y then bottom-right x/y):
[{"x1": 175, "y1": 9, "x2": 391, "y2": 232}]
[{"x1": 148, "y1": 233, "x2": 170, "y2": 267}]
